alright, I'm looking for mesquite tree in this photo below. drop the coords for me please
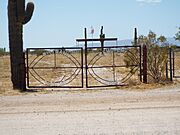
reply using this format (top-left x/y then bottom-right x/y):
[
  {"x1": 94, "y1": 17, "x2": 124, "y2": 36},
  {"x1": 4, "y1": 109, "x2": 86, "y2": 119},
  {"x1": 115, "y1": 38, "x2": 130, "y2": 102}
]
[
  {"x1": 175, "y1": 27, "x2": 180, "y2": 41},
  {"x1": 8, "y1": 0, "x2": 34, "y2": 90},
  {"x1": 124, "y1": 31, "x2": 168, "y2": 83}
]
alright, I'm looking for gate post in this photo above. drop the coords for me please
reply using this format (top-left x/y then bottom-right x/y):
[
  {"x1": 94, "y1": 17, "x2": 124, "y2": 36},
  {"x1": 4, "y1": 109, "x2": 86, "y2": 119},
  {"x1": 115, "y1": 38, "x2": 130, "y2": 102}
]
[
  {"x1": 169, "y1": 47, "x2": 173, "y2": 81},
  {"x1": 143, "y1": 45, "x2": 148, "y2": 83},
  {"x1": 172, "y1": 50, "x2": 175, "y2": 77},
  {"x1": 23, "y1": 52, "x2": 26, "y2": 90},
  {"x1": 134, "y1": 28, "x2": 142, "y2": 82},
  {"x1": 84, "y1": 28, "x2": 88, "y2": 88},
  {"x1": 139, "y1": 46, "x2": 142, "y2": 82},
  {"x1": 166, "y1": 62, "x2": 168, "y2": 80},
  {"x1": 134, "y1": 28, "x2": 138, "y2": 46}
]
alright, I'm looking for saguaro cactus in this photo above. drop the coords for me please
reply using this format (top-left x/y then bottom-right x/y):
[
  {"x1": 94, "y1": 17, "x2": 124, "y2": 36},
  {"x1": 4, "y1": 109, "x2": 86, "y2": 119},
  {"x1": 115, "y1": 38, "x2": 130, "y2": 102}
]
[{"x1": 8, "y1": 0, "x2": 34, "y2": 90}]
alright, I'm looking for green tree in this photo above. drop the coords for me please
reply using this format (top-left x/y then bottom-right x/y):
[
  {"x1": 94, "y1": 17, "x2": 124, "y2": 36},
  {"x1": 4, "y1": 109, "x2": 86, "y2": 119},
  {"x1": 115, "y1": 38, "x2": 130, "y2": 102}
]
[
  {"x1": 0, "y1": 48, "x2": 5, "y2": 56},
  {"x1": 175, "y1": 27, "x2": 180, "y2": 41},
  {"x1": 157, "y1": 35, "x2": 167, "y2": 45}
]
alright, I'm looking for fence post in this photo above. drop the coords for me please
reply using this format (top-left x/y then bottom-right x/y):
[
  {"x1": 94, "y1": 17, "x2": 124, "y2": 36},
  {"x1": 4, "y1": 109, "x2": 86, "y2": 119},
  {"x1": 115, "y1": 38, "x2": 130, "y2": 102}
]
[
  {"x1": 100, "y1": 26, "x2": 105, "y2": 53},
  {"x1": 134, "y1": 28, "x2": 137, "y2": 46},
  {"x1": 139, "y1": 46, "x2": 142, "y2": 82},
  {"x1": 21, "y1": 52, "x2": 26, "y2": 91},
  {"x1": 169, "y1": 47, "x2": 173, "y2": 81},
  {"x1": 166, "y1": 62, "x2": 168, "y2": 80},
  {"x1": 84, "y1": 28, "x2": 88, "y2": 88},
  {"x1": 172, "y1": 50, "x2": 175, "y2": 77},
  {"x1": 134, "y1": 28, "x2": 142, "y2": 82},
  {"x1": 143, "y1": 45, "x2": 147, "y2": 83}
]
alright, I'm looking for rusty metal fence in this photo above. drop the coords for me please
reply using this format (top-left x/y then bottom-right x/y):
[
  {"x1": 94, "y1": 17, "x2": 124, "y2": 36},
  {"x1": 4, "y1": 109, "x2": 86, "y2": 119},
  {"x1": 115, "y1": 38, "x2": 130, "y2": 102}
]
[
  {"x1": 165, "y1": 46, "x2": 180, "y2": 81},
  {"x1": 172, "y1": 47, "x2": 180, "y2": 78},
  {"x1": 26, "y1": 47, "x2": 83, "y2": 88},
  {"x1": 26, "y1": 45, "x2": 141, "y2": 88}
]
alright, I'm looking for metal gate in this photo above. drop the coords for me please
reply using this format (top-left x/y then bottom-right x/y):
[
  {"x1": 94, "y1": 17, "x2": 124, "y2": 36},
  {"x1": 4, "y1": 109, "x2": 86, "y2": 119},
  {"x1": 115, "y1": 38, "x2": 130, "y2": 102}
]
[
  {"x1": 85, "y1": 46, "x2": 141, "y2": 88},
  {"x1": 26, "y1": 46, "x2": 141, "y2": 88},
  {"x1": 165, "y1": 46, "x2": 180, "y2": 81},
  {"x1": 172, "y1": 47, "x2": 180, "y2": 78},
  {"x1": 26, "y1": 47, "x2": 83, "y2": 88}
]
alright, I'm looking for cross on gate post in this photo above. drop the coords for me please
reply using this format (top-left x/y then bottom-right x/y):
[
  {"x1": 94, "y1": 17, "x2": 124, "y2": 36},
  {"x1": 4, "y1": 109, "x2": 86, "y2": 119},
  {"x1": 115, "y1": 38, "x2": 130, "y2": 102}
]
[{"x1": 76, "y1": 26, "x2": 118, "y2": 88}]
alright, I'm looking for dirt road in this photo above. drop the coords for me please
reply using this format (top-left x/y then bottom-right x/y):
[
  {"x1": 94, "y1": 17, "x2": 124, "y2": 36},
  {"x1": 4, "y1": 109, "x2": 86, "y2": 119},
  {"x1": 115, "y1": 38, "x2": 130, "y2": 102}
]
[{"x1": 0, "y1": 85, "x2": 180, "y2": 135}]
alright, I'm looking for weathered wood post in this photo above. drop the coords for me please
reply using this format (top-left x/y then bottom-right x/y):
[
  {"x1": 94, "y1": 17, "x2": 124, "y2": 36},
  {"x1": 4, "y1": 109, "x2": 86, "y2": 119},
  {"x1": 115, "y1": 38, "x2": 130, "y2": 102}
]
[
  {"x1": 134, "y1": 28, "x2": 142, "y2": 82},
  {"x1": 169, "y1": 47, "x2": 173, "y2": 81},
  {"x1": 166, "y1": 62, "x2": 169, "y2": 80},
  {"x1": 143, "y1": 45, "x2": 148, "y2": 83},
  {"x1": 134, "y1": 28, "x2": 138, "y2": 46},
  {"x1": 100, "y1": 26, "x2": 105, "y2": 53},
  {"x1": 8, "y1": 0, "x2": 34, "y2": 90}
]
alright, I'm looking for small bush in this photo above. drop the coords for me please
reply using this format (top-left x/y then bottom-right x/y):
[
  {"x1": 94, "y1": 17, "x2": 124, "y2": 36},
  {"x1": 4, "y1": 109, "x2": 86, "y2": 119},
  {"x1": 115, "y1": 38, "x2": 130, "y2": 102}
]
[
  {"x1": 0, "y1": 48, "x2": 7, "y2": 56},
  {"x1": 124, "y1": 31, "x2": 169, "y2": 83}
]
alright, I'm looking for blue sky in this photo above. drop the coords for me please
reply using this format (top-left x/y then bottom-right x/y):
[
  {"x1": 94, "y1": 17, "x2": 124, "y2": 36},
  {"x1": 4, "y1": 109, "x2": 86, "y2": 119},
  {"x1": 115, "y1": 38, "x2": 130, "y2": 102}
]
[{"x1": 0, "y1": 0, "x2": 180, "y2": 49}]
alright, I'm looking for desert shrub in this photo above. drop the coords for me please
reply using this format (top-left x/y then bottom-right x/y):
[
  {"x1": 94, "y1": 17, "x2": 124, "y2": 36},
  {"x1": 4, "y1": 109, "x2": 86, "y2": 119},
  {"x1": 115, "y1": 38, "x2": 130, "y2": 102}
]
[
  {"x1": 124, "y1": 31, "x2": 169, "y2": 83},
  {"x1": 175, "y1": 27, "x2": 180, "y2": 41},
  {"x1": 147, "y1": 45, "x2": 168, "y2": 82},
  {"x1": 0, "y1": 48, "x2": 7, "y2": 56}
]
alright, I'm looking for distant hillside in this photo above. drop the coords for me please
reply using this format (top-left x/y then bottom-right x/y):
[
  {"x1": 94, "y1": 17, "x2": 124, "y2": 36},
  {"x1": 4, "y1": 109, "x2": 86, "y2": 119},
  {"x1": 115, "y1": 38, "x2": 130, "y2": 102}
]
[
  {"x1": 117, "y1": 38, "x2": 180, "y2": 46},
  {"x1": 117, "y1": 39, "x2": 132, "y2": 45},
  {"x1": 77, "y1": 38, "x2": 180, "y2": 47},
  {"x1": 166, "y1": 38, "x2": 180, "y2": 46}
]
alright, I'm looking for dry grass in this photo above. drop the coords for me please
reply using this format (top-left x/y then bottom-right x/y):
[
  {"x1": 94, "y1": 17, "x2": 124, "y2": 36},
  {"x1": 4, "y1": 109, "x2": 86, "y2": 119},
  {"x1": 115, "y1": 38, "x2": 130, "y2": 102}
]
[
  {"x1": 0, "y1": 51, "x2": 179, "y2": 96},
  {"x1": 121, "y1": 82, "x2": 175, "y2": 91},
  {"x1": 0, "y1": 55, "x2": 23, "y2": 95},
  {"x1": 174, "y1": 51, "x2": 180, "y2": 76}
]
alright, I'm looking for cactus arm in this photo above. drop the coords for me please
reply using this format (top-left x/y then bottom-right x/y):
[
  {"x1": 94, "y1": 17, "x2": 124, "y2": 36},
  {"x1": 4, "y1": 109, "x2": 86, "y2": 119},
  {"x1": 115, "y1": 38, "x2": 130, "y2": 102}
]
[{"x1": 23, "y1": 2, "x2": 34, "y2": 24}]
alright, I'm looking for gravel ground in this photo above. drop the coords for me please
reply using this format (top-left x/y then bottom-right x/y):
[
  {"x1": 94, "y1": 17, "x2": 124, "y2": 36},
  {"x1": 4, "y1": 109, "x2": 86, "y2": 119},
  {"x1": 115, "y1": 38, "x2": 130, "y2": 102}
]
[{"x1": 0, "y1": 85, "x2": 180, "y2": 135}]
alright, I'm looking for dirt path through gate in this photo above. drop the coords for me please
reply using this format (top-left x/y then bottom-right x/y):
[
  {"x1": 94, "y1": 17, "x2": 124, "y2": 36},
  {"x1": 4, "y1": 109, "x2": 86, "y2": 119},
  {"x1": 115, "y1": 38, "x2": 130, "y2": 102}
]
[{"x1": 0, "y1": 84, "x2": 180, "y2": 134}]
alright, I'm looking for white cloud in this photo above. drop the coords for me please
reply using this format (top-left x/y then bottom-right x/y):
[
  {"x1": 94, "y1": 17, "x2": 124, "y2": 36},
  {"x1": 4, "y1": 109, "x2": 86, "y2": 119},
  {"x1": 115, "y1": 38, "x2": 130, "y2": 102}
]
[{"x1": 136, "y1": 0, "x2": 162, "y2": 4}]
